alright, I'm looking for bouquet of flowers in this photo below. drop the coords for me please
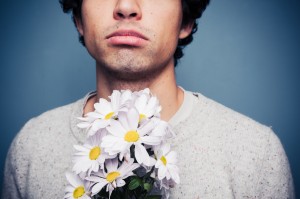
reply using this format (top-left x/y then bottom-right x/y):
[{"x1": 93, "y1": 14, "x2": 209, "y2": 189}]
[{"x1": 64, "y1": 89, "x2": 179, "y2": 199}]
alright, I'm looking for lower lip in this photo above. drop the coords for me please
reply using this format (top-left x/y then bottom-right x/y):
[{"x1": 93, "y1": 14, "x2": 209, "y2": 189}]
[{"x1": 107, "y1": 36, "x2": 148, "y2": 47}]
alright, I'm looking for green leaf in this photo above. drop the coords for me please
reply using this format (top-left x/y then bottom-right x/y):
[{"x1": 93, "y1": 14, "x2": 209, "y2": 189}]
[
  {"x1": 128, "y1": 177, "x2": 142, "y2": 190},
  {"x1": 143, "y1": 183, "x2": 152, "y2": 192}
]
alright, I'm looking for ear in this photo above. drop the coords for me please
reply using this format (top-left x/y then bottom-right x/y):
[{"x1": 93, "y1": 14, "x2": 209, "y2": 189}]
[
  {"x1": 179, "y1": 21, "x2": 194, "y2": 39},
  {"x1": 74, "y1": 16, "x2": 84, "y2": 36}
]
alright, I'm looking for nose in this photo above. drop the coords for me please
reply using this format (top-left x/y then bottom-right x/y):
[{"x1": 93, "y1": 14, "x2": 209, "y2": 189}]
[{"x1": 113, "y1": 0, "x2": 142, "y2": 20}]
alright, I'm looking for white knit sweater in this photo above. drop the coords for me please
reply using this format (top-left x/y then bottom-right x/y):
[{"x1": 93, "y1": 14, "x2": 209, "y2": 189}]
[{"x1": 2, "y1": 91, "x2": 295, "y2": 199}]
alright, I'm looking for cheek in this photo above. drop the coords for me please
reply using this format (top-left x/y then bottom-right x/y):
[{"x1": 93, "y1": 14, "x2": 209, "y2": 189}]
[
  {"x1": 152, "y1": 20, "x2": 181, "y2": 55},
  {"x1": 81, "y1": 14, "x2": 109, "y2": 54},
  {"x1": 149, "y1": 7, "x2": 182, "y2": 46},
  {"x1": 81, "y1": 2, "x2": 109, "y2": 37}
]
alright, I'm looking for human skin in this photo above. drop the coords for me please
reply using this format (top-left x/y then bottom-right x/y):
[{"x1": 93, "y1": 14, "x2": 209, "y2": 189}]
[{"x1": 75, "y1": 0, "x2": 193, "y2": 120}]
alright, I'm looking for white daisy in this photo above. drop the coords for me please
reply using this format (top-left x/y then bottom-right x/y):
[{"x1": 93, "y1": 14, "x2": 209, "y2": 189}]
[
  {"x1": 134, "y1": 89, "x2": 161, "y2": 122},
  {"x1": 115, "y1": 89, "x2": 134, "y2": 108},
  {"x1": 77, "y1": 90, "x2": 128, "y2": 137},
  {"x1": 101, "y1": 108, "x2": 162, "y2": 166},
  {"x1": 148, "y1": 118, "x2": 175, "y2": 140},
  {"x1": 64, "y1": 171, "x2": 91, "y2": 199},
  {"x1": 154, "y1": 143, "x2": 180, "y2": 184},
  {"x1": 86, "y1": 158, "x2": 139, "y2": 198},
  {"x1": 133, "y1": 88, "x2": 151, "y2": 97},
  {"x1": 72, "y1": 131, "x2": 116, "y2": 175}
]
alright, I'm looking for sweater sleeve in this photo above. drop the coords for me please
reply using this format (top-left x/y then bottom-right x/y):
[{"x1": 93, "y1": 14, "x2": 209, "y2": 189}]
[
  {"x1": 256, "y1": 129, "x2": 295, "y2": 199},
  {"x1": 1, "y1": 122, "x2": 33, "y2": 199}
]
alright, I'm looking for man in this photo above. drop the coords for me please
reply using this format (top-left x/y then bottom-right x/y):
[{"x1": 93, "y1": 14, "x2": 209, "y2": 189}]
[{"x1": 2, "y1": 0, "x2": 295, "y2": 198}]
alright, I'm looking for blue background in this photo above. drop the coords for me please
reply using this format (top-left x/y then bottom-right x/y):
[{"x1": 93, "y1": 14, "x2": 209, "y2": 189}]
[{"x1": 0, "y1": 0, "x2": 299, "y2": 197}]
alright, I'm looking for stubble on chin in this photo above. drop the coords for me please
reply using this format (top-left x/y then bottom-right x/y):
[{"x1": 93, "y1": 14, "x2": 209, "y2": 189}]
[{"x1": 100, "y1": 47, "x2": 164, "y2": 80}]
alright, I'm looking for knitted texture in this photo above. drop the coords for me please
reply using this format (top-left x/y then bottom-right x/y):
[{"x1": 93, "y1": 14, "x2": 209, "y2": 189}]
[{"x1": 2, "y1": 91, "x2": 295, "y2": 199}]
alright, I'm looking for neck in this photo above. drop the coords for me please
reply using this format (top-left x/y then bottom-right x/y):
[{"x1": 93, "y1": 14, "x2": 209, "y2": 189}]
[{"x1": 84, "y1": 62, "x2": 184, "y2": 121}]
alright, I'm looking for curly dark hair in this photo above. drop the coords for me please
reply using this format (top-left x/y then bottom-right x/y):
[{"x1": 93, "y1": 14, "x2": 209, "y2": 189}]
[{"x1": 59, "y1": 0, "x2": 210, "y2": 66}]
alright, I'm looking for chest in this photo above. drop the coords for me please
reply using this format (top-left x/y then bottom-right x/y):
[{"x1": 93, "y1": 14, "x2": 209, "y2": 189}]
[{"x1": 169, "y1": 133, "x2": 259, "y2": 199}]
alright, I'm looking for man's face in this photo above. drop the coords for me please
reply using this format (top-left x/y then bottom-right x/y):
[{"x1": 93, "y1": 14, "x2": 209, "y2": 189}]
[{"x1": 76, "y1": 0, "x2": 192, "y2": 80}]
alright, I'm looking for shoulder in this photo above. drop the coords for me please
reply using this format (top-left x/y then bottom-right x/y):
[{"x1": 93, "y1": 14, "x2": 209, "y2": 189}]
[
  {"x1": 8, "y1": 98, "x2": 84, "y2": 159},
  {"x1": 190, "y1": 92, "x2": 273, "y2": 140},
  {"x1": 193, "y1": 92, "x2": 292, "y2": 176},
  {"x1": 19, "y1": 98, "x2": 82, "y2": 139},
  {"x1": 2, "y1": 98, "x2": 85, "y2": 198},
  {"x1": 182, "y1": 91, "x2": 287, "y2": 165},
  {"x1": 27, "y1": 98, "x2": 82, "y2": 128}
]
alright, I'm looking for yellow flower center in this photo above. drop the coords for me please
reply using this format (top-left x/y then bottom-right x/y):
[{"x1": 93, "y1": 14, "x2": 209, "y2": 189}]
[
  {"x1": 73, "y1": 186, "x2": 85, "y2": 198},
  {"x1": 124, "y1": 130, "x2": 139, "y2": 142},
  {"x1": 106, "y1": 171, "x2": 121, "y2": 183},
  {"x1": 89, "y1": 146, "x2": 101, "y2": 160},
  {"x1": 105, "y1": 112, "x2": 114, "y2": 120},
  {"x1": 160, "y1": 156, "x2": 167, "y2": 166},
  {"x1": 139, "y1": 114, "x2": 146, "y2": 122}
]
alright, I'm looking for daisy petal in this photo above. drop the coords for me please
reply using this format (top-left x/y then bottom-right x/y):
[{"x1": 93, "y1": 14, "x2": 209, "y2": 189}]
[
  {"x1": 116, "y1": 179, "x2": 126, "y2": 187},
  {"x1": 92, "y1": 119, "x2": 109, "y2": 131},
  {"x1": 82, "y1": 195, "x2": 92, "y2": 199},
  {"x1": 118, "y1": 111, "x2": 130, "y2": 130},
  {"x1": 94, "y1": 99, "x2": 112, "y2": 114},
  {"x1": 169, "y1": 165, "x2": 180, "y2": 184},
  {"x1": 106, "y1": 120, "x2": 126, "y2": 137},
  {"x1": 106, "y1": 159, "x2": 119, "y2": 172},
  {"x1": 121, "y1": 90, "x2": 132, "y2": 104},
  {"x1": 166, "y1": 151, "x2": 177, "y2": 164},
  {"x1": 135, "y1": 143, "x2": 151, "y2": 166},
  {"x1": 86, "y1": 176, "x2": 102, "y2": 183},
  {"x1": 65, "y1": 185, "x2": 74, "y2": 192},
  {"x1": 144, "y1": 96, "x2": 158, "y2": 116},
  {"x1": 86, "y1": 112, "x2": 102, "y2": 119},
  {"x1": 91, "y1": 180, "x2": 108, "y2": 195},
  {"x1": 161, "y1": 143, "x2": 171, "y2": 155},
  {"x1": 110, "y1": 90, "x2": 121, "y2": 110},
  {"x1": 140, "y1": 136, "x2": 161, "y2": 145},
  {"x1": 135, "y1": 94, "x2": 147, "y2": 112},
  {"x1": 158, "y1": 165, "x2": 167, "y2": 180},
  {"x1": 138, "y1": 120, "x2": 155, "y2": 136},
  {"x1": 63, "y1": 192, "x2": 72, "y2": 199},
  {"x1": 127, "y1": 108, "x2": 139, "y2": 130},
  {"x1": 65, "y1": 171, "x2": 82, "y2": 187}
]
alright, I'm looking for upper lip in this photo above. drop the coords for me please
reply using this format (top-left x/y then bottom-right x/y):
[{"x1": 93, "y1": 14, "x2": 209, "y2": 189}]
[{"x1": 106, "y1": 30, "x2": 148, "y2": 40}]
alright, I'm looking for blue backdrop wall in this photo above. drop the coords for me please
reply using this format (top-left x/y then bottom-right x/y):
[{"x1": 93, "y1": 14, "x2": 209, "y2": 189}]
[{"x1": 0, "y1": 0, "x2": 299, "y2": 196}]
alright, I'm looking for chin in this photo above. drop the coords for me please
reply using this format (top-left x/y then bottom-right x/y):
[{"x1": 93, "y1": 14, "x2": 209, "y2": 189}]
[
  {"x1": 101, "y1": 61, "x2": 166, "y2": 82},
  {"x1": 107, "y1": 66, "x2": 154, "y2": 81}
]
